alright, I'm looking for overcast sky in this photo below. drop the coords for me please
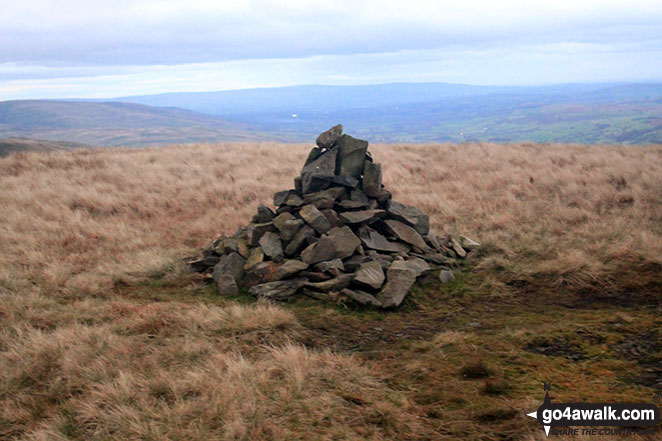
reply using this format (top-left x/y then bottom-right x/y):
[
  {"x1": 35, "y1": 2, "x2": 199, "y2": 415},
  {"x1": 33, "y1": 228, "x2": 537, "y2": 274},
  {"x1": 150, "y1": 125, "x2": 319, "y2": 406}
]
[{"x1": 1, "y1": 0, "x2": 661, "y2": 99}]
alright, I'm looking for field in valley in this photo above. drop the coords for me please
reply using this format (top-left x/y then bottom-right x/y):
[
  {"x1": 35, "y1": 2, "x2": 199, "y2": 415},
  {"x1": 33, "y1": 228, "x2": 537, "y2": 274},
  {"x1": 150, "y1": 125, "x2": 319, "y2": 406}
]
[{"x1": 1, "y1": 142, "x2": 660, "y2": 440}]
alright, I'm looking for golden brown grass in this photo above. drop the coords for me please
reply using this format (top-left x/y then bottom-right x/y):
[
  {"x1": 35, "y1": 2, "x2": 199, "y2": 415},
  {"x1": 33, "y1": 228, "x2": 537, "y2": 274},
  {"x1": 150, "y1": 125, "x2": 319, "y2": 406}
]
[{"x1": 1, "y1": 142, "x2": 660, "y2": 440}]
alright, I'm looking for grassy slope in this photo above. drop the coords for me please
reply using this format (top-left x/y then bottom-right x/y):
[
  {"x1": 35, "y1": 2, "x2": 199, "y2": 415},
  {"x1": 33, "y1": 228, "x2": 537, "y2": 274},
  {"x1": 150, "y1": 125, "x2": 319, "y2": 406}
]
[{"x1": 0, "y1": 143, "x2": 660, "y2": 440}]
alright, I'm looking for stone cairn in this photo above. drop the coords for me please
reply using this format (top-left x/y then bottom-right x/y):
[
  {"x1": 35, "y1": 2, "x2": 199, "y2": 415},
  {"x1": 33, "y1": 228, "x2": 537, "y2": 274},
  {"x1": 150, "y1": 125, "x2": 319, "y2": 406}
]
[{"x1": 188, "y1": 125, "x2": 479, "y2": 308}]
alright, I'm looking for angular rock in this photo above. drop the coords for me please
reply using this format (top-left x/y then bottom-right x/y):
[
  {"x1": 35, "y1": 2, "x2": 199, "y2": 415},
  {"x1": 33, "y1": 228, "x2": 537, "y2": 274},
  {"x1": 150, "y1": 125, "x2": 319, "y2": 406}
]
[
  {"x1": 273, "y1": 213, "x2": 304, "y2": 241},
  {"x1": 312, "y1": 198, "x2": 335, "y2": 209},
  {"x1": 299, "y1": 271, "x2": 333, "y2": 282},
  {"x1": 391, "y1": 257, "x2": 430, "y2": 278},
  {"x1": 219, "y1": 238, "x2": 238, "y2": 255},
  {"x1": 316, "y1": 124, "x2": 343, "y2": 149},
  {"x1": 259, "y1": 232, "x2": 284, "y2": 262},
  {"x1": 212, "y1": 252, "x2": 246, "y2": 283},
  {"x1": 386, "y1": 200, "x2": 430, "y2": 235},
  {"x1": 314, "y1": 258, "x2": 344, "y2": 273},
  {"x1": 243, "y1": 247, "x2": 264, "y2": 270},
  {"x1": 384, "y1": 219, "x2": 428, "y2": 251},
  {"x1": 216, "y1": 273, "x2": 239, "y2": 296},
  {"x1": 249, "y1": 278, "x2": 306, "y2": 300},
  {"x1": 306, "y1": 274, "x2": 353, "y2": 292},
  {"x1": 252, "y1": 204, "x2": 275, "y2": 224},
  {"x1": 337, "y1": 199, "x2": 369, "y2": 209},
  {"x1": 304, "y1": 147, "x2": 324, "y2": 166},
  {"x1": 299, "y1": 204, "x2": 331, "y2": 234},
  {"x1": 300, "y1": 147, "x2": 338, "y2": 194},
  {"x1": 339, "y1": 209, "x2": 385, "y2": 224},
  {"x1": 340, "y1": 288, "x2": 382, "y2": 307},
  {"x1": 354, "y1": 260, "x2": 385, "y2": 290},
  {"x1": 451, "y1": 238, "x2": 467, "y2": 258},
  {"x1": 336, "y1": 134, "x2": 369, "y2": 179},
  {"x1": 342, "y1": 255, "x2": 370, "y2": 272},
  {"x1": 285, "y1": 193, "x2": 304, "y2": 207},
  {"x1": 320, "y1": 209, "x2": 344, "y2": 228},
  {"x1": 236, "y1": 238, "x2": 250, "y2": 259},
  {"x1": 425, "y1": 233, "x2": 442, "y2": 252},
  {"x1": 274, "y1": 259, "x2": 309, "y2": 280},
  {"x1": 460, "y1": 235, "x2": 480, "y2": 251},
  {"x1": 376, "y1": 265, "x2": 417, "y2": 308},
  {"x1": 294, "y1": 176, "x2": 302, "y2": 193},
  {"x1": 284, "y1": 225, "x2": 316, "y2": 257},
  {"x1": 350, "y1": 188, "x2": 369, "y2": 203},
  {"x1": 439, "y1": 270, "x2": 455, "y2": 283},
  {"x1": 187, "y1": 255, "x2": 220, "y2": 272},
  {"x1": 244, "y1": 261, "x2": 280, "y2": 285},
  {"x1": 246, "y1": 222, "x2": 276, "y2": 247},
  {"x1": 358, "y1": 227, "x2": 404, "y2": 253},
  {"x1": 303, "y1": 288, "x2": 337, "y2": 301},
  {"x1": 302, "y1": 186, "x2": 347, "y2": 204},
  {"x1": 362, "y1": 161, "x2": 382, "y2": 197},
  {"x1": 273, "y1": 190, "x2": 291, "y2": 207},
  {"x1": 301, "y1": 226, "x2": 361, "y2": 265}
]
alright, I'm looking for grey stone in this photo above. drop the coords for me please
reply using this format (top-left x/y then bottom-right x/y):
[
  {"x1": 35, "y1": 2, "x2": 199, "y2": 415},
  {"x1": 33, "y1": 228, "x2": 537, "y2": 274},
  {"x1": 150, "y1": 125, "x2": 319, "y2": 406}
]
[
  {"x1": 350, "y1": 188, "x2": 369, "y2": 204},
  {"x1": 304, "y1": 147, "x2": 324, "y2": 165},
  {"x1": 284, "y1": 225, "x2": 316, "y2": 257},
  {"x1": 252, "y1": 204, "x2": 275, "y2": 224},
  {"x1": 219, "y1": 238, "x2": 238, "y2": 255},
  {"x1": 300, "y1": 271, "x2": 333, "y2": 282},
  {"x1": 212, "y1": 252, "x2": 246, "y2": 283},
  {"x1": 243, "y1": 247, "x2": 264, "y2": 270},
  {"x1": 337, "y1": 199, "x2": 369, "y2": 209},
  {"x1": 320, "y1": 209, "x2": 344, "y2": 228},
  {"x1": 358, "y1": 227, "x2": 404, "y2": 253},
  {"x1": 273, "y1": 213, "x2": 304, "y2": 241},
  {"x1": 362, "y1": 161, "x2": 382, "y2": 197},
  {"x1": 340, "y1": 289, "x2": 382, "y2": 307},
  {"x1": 187, "y1": 255, "x2": 220, "y2": 272},
  {"x1": 312, "y1": 198, "x2": 335, "y2": 209},
  {"x1": 376, "y1": 265, "x2": 418, "y2": 308},
  {"x1": 342, "y1": 255, "x2": 370, "y2": 272},
  {"x1": 386, "y1": 200, "x2": 430, "y2": 235},
  {"x1": 301, "y1": 226, "x2": 361, "y2": 265},
  {"x1": 216, "y1": 273, "x2": 239, "y2": 296},
  {"x1": 384, "y1": 219, "x2": 428, "y2": 250},
  {"x1": 246, "y1": 222, "x2": 276, "y2": 247},
  {"x1": 259, "y1": 232, "x2": 284, "y2": 262},
  {"x1": 425, "y1": 233, "x2": 442, "y2": 251},
  {"x1": 354, "y1": 260, "x2": 385, "y2": 290},
  {"x1": 303, "y1": 288, "x2": 337, "y2": 301},
  {"x1": 439, "y1": 270, "x2": 455, "y2": 283},
  {"x1": 249, "y1": 278, "x2": 306, "y2": 300},
  {"x1": 273, "y1": 190, "x2": 291, "y2": 206},
  {"x1": 294, "y1": 176, "x2": 302, "y2": 194},
  {"x1": 392, "y1": 257, "x2": 430, "y2": 278},
  {"x1": 299, "y1": 204, "x2": 331, "y2": 234},
  {"x1": 274, "y1": 259, "x2": 309, "y2": 280},
  {"x1": 244, "y1": 261, "x2": 280, "y2": 285},
  {"x1": 336, "y1": 134, "x2": 369, "y2": 179},
  {"x1": 236, "y1": 238, "x2": 250, "y2": 259},
  {"x1": 460, "y1": 235, "x2": 480, "y2": 251},
  {"x1": 314, "y1": 258, "x2": 344, "y2": 273},
  {"x1": 302, "y1": 187, "x2": 347, "y2": 204},
  {"x1": 338, "y1": 209, "x2": 385, "y2": 224},
  {"x1": 420, "y1": 253, "x2": 451, "y2": 265},
  {"x1": 285, "y1": 193, "x2": 304, "y2": 207},
  {"x1": 305, "y1": 274, "x2": 353, "y2": 292},
  {"x1": 300, "y1": 147, "x2": 338, "y2": 194},
  {"x1": 316, "y1": 124, "x2": 343, "y2": 149},
  {"x1": 451, "y1": 238, "x2": 467, "y2": 258}
]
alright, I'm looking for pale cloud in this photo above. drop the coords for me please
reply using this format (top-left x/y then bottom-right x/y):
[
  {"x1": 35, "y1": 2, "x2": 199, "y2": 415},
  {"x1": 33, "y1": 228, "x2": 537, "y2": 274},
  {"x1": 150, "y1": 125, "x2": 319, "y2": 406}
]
[{"x1": 0, "y1": 0, "x2": 661, "y2": 99}]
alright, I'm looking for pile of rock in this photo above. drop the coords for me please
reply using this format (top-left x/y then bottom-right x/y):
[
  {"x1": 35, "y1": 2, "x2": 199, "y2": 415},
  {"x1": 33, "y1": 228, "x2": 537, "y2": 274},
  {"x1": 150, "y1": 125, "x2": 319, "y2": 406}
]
[{"x1": 188, "y1": 125, "x2": 479, "y2": 308}]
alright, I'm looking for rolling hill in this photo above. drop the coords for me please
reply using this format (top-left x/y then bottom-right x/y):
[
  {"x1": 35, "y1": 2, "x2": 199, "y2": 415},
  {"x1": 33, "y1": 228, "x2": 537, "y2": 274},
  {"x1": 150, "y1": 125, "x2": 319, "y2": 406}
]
[
  {"x1": 0, "y1": 100, "x2": 272, "y2": 146},
  {"x1": 0, "y1": 137, "x2": 93, "y2": 157}
]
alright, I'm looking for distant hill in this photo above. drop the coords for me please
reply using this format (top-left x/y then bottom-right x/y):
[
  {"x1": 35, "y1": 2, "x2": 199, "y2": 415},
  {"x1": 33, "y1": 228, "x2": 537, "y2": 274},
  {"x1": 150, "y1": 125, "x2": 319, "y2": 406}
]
[
  {"x1": 0, "y1": 100, "x2": 272, "y2": 146},
  {"x1": 111, "y1": 82, "x2": 662, "y2": 144},
  {"x1": 0, "y1": 137, "x2": 92, "y2": 157}
]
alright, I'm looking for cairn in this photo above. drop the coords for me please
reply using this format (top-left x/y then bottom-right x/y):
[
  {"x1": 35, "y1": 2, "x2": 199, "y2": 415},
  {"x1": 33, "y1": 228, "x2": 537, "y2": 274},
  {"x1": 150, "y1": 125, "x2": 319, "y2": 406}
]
[{"x1": 188, "y1": 125, "x2": 479, "y2": 307}]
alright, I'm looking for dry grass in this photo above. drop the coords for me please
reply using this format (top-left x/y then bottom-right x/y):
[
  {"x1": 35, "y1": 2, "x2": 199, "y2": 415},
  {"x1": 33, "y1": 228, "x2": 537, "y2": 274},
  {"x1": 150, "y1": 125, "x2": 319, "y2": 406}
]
[{"x1": 1, "y1": 142, "x2": 661, "y2": 440}]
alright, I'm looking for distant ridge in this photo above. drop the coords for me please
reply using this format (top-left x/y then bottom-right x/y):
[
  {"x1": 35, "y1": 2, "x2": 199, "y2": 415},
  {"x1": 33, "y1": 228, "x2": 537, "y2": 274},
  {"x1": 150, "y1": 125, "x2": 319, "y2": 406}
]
[
  {"x1": 0, "y1": 137, "x2": 92, "y2": 157},
  {"x1": 0, "y1": 100, "x2": 273, "y2": 146}
]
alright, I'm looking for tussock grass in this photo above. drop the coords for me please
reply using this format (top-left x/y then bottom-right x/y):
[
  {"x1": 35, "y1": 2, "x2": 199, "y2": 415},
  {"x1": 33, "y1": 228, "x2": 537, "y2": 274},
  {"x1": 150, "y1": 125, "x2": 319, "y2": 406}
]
[{"x1": 1, "y1": 142, "x2": 660, "y2": 439}]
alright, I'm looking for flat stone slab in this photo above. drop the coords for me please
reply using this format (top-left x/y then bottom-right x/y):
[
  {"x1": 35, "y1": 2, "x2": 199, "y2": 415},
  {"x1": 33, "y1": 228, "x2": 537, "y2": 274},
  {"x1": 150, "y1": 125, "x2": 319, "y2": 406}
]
[
  {"x1": 358, "y1": 227, "x2": 405, "y2": 253},
  {"x1": 362, "y1": 160, "x2": 382, "y2": 197},
  {"x1": 284, "y1": 225, "x2": 315, "y2": 257},
  {"x1": 314, "y1": 258, "x2": 344, "y2": 273},
  {"x1": 302, "y1": 187, "x2": 347, "y2": 204},
  {"x1": 273, "y1": 212, "x2": 304, "y2": 241},
  {"x1": 339, "y1": 209, "x2": 385, "y2": 224},
  {"x1": 353, "y1": 260, "x2": 385, "y2": 290},
  {"x1": 305, "y1": 274, "x2": 353, "y2": 292},
  {"x1": 246, "y1": 222, "x2": 276, "y2": 247},
  {"x1": 274, "y1": 259, "x2": 309, "y2": 280},
  {"x1": 249, "y1": 278, "x2": 307, "y2": 300},
  {"x1": 340, "y1": 288, "x2": 382, "y2": 307},
  {"x1": 386, "y1": 200, "x2": 430, "y2": 235},
  {"x1": 384, "y1": 219, "x2": 428, "y2": 250},
  {"x1": 301, "y1": 226, "x2": 361, "y2": 265},
  {"x1": 391, "y1": 257, "x2": 430, "y2": 278}
]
